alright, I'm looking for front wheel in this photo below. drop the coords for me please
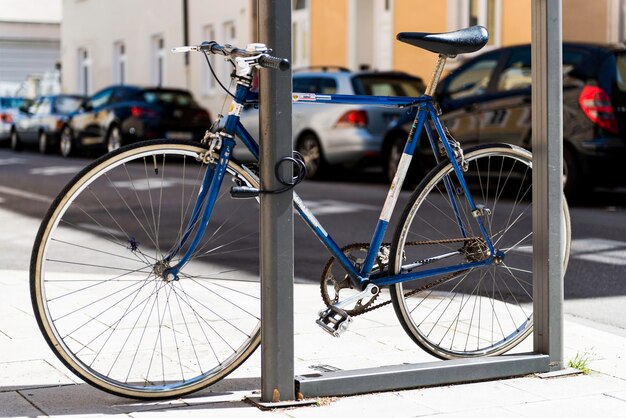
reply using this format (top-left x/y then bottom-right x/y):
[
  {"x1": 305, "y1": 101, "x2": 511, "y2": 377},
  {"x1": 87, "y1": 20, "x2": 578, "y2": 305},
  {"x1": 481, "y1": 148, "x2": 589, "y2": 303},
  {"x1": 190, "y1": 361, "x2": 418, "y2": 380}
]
[
  {"x1": 106, "y1": 125, "x2": 123, "y2": 153},
  {"x1": 31, "y1": 140, "x2": 261, "y2": 398},
  {"x1": 390, "y1": 145, "x2": 571, "y2": 359}
]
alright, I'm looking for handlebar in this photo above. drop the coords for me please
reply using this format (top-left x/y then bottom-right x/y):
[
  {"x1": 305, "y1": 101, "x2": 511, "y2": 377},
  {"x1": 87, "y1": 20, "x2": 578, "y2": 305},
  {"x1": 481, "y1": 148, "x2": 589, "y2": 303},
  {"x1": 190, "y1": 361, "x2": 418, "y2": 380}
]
[{"x1": 171, "y1": 41, "x2": 290, "y2": 71}]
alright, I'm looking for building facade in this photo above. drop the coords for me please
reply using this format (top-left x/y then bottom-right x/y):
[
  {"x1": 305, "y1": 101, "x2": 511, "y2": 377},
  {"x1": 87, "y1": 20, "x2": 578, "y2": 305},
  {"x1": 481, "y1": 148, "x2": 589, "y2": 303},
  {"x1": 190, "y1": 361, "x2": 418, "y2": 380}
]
[
  {"x1": 60, "y1": 0, "x2": 626, "y2": 115},
  {"x1": 0, "y1": 0, "x2": 62, "y2": 97}
]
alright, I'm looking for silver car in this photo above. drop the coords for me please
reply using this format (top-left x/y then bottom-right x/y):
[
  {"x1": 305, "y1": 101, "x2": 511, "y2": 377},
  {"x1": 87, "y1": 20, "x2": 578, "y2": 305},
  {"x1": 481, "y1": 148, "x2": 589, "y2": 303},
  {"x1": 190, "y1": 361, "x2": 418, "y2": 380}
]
[{"x1": 236, "y1": 69, "x2": 424, "y2": 178}]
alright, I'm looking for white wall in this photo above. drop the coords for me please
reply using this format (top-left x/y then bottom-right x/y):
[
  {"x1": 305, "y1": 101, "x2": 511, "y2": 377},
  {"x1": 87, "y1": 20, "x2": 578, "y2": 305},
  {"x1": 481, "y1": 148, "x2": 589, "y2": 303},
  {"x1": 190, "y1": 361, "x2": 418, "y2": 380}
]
[{"x1": 61, "y1": 0, "x2": 251, "y2": 115}]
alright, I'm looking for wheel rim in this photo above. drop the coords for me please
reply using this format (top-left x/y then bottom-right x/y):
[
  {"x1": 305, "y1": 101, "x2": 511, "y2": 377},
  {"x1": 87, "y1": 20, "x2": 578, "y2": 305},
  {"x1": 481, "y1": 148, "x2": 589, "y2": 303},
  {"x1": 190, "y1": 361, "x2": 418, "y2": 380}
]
[
  {"x1": 60, "y1": 129, "x2": 72, "y2": 157},
  {"x1": 299, "y1": 136, "x2": 321, "y2": 178},
  {"x1": 391, "y1": 147, "x2": 568, "y2": 358},
  {"x1": 107, "y1": 127, "x2": 122, "y2": 153},
  {"x1": 39, "y1": 132, "x2": 48, "y2": 153},
  {"x1": 32, "y1": 143, "x2": 261, "y2": 397}
]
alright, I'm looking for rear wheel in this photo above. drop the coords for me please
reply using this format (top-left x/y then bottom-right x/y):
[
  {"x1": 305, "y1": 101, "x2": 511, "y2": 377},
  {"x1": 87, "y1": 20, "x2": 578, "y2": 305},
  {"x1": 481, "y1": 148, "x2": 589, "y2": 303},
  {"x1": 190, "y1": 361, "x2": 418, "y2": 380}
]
[
  {"x1": 297, "y1": 132, "x2": 326, "y2": 179},
  {"x1": 10, "y1": 129, "x2": 22, "y2": 151},
  {"x1": 390, "y1": 145, "x2": 570, "y2": 359},
  {"x1": 31, "y1": 140, "x2": 261, "y2": 398}
]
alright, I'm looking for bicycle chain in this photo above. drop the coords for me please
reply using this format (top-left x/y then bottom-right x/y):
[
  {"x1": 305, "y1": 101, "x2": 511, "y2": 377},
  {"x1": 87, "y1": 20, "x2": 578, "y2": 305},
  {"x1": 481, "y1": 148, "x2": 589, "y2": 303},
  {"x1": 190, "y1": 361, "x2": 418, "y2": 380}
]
[{"x1": 319, "y1": 237, "x2": 476, "y2": 317}]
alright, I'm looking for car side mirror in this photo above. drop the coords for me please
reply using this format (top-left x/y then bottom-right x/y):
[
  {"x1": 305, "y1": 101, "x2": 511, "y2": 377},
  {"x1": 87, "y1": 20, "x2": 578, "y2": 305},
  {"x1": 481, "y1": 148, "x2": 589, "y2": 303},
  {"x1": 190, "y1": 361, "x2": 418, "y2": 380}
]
[
  {"x1": 81, "y1": 102, "x2": 93, "y2": 112},
  {"x1": 19, "y1": 104, "x2": 30, "y2": 114}
]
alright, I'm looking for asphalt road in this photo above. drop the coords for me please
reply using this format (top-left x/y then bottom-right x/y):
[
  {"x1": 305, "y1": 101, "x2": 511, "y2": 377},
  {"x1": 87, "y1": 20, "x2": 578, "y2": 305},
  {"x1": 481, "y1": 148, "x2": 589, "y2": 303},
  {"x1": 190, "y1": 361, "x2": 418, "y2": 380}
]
[{"x1": 1, "y1": 146, "x2": 626, "y2": 334}]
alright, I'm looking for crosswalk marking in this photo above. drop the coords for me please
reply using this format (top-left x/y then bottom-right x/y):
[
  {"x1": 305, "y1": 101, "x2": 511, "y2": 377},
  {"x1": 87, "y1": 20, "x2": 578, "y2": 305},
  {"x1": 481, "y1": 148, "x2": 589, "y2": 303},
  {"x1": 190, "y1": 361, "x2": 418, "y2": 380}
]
[
  {"x1": 303, "y1": 199, "x2": 377, "y2": 216},
  {"x1": 569, "y1": 238, "x2": 626, "y2": 266},
  {"x1": 30, "y1": 166, "x2": 80, "y2": 176}
]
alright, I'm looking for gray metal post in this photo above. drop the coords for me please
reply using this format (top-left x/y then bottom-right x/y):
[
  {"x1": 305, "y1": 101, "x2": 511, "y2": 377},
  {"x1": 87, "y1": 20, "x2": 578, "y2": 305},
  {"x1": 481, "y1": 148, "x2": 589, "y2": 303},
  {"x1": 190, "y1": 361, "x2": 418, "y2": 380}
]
[
  {"x1": 531, "y1": 0, "x2": 564, "y2": 370},
  {"x1": 258, "y1": 0, "x2": 295, "y2": 403}
]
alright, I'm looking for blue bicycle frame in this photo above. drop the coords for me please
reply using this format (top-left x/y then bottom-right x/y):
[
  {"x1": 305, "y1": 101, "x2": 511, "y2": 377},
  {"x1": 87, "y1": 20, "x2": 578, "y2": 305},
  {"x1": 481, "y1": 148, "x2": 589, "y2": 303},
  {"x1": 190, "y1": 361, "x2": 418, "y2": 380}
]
[{"x1": 164, "y1": 80, "x2": 498, "y2": 289}]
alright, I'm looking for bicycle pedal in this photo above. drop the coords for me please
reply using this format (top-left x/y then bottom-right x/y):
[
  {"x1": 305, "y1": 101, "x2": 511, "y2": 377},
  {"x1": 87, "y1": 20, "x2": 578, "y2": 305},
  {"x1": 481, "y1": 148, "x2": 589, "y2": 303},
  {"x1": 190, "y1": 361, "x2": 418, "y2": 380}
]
[{"x1": 316, "y1": 306, "x2": 352, "y2": 337}]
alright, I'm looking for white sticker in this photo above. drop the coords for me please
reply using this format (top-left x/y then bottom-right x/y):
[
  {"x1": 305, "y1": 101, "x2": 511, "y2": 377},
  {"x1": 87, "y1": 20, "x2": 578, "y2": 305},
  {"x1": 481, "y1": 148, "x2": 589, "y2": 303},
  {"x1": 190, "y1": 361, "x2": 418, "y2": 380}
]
[
  {"x1": 292, "y1": 93, "x2": 317, "y2": 102},
  {"x1": 228, "y1": 102, "x2": 244, "y2": 116}
]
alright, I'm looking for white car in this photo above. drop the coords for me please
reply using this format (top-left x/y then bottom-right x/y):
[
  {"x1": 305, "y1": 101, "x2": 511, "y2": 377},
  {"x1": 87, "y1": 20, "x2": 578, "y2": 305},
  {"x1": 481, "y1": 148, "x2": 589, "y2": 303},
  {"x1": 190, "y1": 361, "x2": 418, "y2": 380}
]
[{"x1": 235, "y1": 69, "x2": 425, "y2": 178}]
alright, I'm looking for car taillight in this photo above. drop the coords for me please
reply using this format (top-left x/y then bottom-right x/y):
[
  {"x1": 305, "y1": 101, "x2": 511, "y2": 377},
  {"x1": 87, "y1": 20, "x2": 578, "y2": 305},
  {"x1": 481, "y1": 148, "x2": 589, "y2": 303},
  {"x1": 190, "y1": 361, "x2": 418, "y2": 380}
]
[
  {"x1": 0, "y1": 113, "x2": 13, "y2": 123},
  {"x1": 335, "y1": 110, "x2": 368, "y2": 128},
  {"x1": 578, "y1": 86, "x2": 618, "y2": 134},
  {"x1": 131, "y1": 106, "x2": 159, "y2": 118}
]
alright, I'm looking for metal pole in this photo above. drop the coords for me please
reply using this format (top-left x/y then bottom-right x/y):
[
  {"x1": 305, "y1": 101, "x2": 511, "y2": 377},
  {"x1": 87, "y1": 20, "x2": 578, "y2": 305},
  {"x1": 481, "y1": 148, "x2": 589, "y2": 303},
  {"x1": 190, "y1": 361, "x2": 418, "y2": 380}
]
[
  {"x1": 531, "y1": 0, "x2": 564, "y2": 370},
  {"x1": 258, "y1": 0, "x2": 294, "y2": 402}
]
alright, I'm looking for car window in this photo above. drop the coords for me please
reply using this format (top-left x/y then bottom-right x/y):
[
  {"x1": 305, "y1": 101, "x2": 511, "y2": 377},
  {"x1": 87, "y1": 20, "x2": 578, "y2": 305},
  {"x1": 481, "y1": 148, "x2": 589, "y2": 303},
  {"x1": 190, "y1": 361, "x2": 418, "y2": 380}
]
[
  {"x1": 352, "y1": 75, "x2": 424, "y2": 96},
  {"x1": 497, "y1": 47, "x2": 588, "y2": 92},
  {"x1": 55, "y1": 96, "x2": 83, "y2": 114},
  {"x1": 293, "y1": 77, "x2": 338, "y2": 94},
  {"x1": 616, "y1": 53, "x2": 626, "y2": 92},
  {"x1": 87, "y1": 89, "x2": 113, "y2": 109},
  {"x1": 36, "y1": 97, "x2": 52, "y2": 115},
  {"x1": 1, "y1": 97, "x2": 29, "y2": 108},
  {"x1": 141, "y1": 90, "x2": 198, "y2": 107},
  {"x1": 446, "y1": 57, "x2": 499, "y2": 100}
]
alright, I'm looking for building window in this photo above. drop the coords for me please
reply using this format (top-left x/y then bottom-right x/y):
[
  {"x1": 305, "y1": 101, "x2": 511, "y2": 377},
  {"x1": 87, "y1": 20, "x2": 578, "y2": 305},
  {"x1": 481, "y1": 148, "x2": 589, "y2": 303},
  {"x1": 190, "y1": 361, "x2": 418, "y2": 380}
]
[
  {"x1": 77, "y1": 48, "x2": 91, "y2": 95},
  {"x1": 222, "y1": 22, "x2": 236, "y2": 83},
  {"x1": 450, "y1": 0, "x2": 501, "y2": 47},
  {"x1": 152, "y1": 35, "x2": 165, "y2": 86},
  {"x1": 202, "y1": 25, "x2": 217, "y2": 96},
  {"x1": 292, "y1": 0, "x2": 310, "y2": 68},
  {"x1": 113, "y1": 42, "x2": 126, "y2": 84}
]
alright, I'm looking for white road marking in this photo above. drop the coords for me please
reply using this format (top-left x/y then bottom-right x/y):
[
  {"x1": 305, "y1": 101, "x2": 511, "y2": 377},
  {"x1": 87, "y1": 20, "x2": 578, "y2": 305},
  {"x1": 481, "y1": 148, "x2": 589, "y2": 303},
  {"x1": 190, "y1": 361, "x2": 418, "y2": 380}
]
[
  {"x1": 30, "y1": 166, "x2": 80, "y2": 176},
  {"x1": 0, "y1": 185, "x2": 52, "y2": 203},
  {"x1": 0, "y1": 157, "x2": 26, "y2": 166},
  {"x1": 569, "y1": 238, "x2": 626, "y2": 266},
  {"x1": 302, "y1": 199, "x2": 377, "y2": 216},
  {"x1": 109, "y1": 178, "x2": 196, "y2": 191},
  {"x1": 514, "y1": 238, "x2": 626, "y2": 266}
]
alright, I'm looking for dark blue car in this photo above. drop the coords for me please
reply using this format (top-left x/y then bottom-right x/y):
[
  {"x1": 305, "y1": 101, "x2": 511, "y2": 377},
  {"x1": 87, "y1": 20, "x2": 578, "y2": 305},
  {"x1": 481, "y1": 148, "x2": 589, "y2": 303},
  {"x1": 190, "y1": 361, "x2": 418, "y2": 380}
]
[
  {"x1": 382, "y1": 42, "x2": 626, "y2": 202},
  {"x1": 59, "y1": 85, "x2": 212, "y2": 157}
]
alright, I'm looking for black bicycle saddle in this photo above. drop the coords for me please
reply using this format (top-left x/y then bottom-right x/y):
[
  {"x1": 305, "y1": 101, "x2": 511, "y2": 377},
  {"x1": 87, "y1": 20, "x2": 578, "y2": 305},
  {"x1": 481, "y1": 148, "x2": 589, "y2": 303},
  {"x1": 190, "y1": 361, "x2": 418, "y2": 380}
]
[{"x1": 397, "y1": 26, "x2": 489, "y2": 56}]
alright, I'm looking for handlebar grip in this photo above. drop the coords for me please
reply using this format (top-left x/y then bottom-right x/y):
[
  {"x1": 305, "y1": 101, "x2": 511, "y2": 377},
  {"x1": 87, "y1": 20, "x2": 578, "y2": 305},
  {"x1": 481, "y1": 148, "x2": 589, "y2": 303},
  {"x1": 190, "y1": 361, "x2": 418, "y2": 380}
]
[{"x1": 258, "y1": 55, "x2": 290, "y2": 71}]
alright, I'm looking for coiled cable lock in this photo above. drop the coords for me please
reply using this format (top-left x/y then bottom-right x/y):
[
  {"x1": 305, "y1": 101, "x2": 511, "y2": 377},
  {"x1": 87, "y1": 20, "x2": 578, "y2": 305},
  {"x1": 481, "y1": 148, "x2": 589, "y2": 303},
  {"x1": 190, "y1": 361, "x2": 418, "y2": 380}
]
[{"x1": 230, "y1": 151, "x2": 307, "y2": 198}]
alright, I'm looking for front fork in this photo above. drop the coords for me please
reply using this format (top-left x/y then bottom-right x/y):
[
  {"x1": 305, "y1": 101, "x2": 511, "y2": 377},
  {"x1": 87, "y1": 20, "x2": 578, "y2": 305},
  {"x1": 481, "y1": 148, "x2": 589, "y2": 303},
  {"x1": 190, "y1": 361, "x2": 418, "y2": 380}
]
[{"x1": 162, "y1": 137, "x2": 236, "y2": 281}]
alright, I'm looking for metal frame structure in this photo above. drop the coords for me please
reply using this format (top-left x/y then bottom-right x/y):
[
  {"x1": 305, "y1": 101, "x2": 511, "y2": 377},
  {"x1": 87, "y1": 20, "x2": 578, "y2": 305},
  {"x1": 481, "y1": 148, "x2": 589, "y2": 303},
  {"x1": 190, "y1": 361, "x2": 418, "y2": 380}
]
[{"x1": 258, "y1": 0, "x2": 563, "y2": 402}]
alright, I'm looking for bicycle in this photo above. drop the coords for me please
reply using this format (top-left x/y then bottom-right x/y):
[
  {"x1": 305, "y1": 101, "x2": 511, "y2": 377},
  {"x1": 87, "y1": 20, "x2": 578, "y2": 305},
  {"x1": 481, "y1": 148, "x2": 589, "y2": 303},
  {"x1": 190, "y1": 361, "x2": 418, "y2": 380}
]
[{"x1": 30, "y1": 25, "x2": 571, "y2": 399}]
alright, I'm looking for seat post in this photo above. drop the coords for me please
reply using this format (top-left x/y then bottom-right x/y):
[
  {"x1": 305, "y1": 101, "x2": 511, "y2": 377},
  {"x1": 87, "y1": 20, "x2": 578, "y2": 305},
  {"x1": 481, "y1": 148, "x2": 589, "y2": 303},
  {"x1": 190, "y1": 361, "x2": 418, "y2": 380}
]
[{"x1": 424, "y1": 54, "x2": 449, "y2": 97}]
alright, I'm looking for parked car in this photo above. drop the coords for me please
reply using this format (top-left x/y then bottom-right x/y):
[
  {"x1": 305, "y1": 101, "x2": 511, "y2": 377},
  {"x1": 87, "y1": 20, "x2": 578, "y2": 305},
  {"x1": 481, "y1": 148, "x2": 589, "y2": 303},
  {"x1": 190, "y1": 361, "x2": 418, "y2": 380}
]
[
  {"x1": 382, "y1": 43, "x2": 626, "y2": 201},
  {"x1": 236, "y1": 68, "x2": 425, "y2": 178},
  {"x1": 60, "y1": 85, "x2": 211, "y2": 157},
  {"x1": 0, "y1": 97, "x2": 33, "y2": 145},
  {"x1": 10, "y1": 94, "x2": 85, "y2": 153}
]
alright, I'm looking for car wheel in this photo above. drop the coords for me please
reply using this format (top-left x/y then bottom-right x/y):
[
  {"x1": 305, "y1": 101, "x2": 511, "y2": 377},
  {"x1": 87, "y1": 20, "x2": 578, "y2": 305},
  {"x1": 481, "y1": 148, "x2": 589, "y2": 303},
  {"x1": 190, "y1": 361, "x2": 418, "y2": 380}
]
[
  {"x1": 60, "y1": 126, "x2": 75, "y2": 157},
  {"x1": 10, "y1": 129, "x2": 22, "y2": 151},
  {"x1": 39, "y1": 131, "x2": 51, "y2": 154},
  {"x1": 297, "y1": 133, "x2": 325, "y2": 179},
  {"x1": 385, "y1": 135, "x2": 405, "y2": 183},
  {"x1": 106, "y1": 126, "x2": 123, "y2": 153}
]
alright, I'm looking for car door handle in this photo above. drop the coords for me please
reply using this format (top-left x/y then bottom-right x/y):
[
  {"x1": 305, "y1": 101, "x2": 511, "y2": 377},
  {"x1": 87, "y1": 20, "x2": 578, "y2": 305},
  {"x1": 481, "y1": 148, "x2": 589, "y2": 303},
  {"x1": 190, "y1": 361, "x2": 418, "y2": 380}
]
[{"x1": 464, "y1": 104, "x2": 479, "y2": 112}]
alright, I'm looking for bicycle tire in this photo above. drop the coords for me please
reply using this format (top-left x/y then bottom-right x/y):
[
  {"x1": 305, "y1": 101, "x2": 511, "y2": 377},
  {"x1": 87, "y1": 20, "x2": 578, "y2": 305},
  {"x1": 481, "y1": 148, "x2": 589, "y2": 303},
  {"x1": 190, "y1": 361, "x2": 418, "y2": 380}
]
[
  {"x1": 390, "y1": 144, "x2": 571, "y2": 359},
  {"x1": 31, "y1": 139, "x2": 261, "y2": 399}
]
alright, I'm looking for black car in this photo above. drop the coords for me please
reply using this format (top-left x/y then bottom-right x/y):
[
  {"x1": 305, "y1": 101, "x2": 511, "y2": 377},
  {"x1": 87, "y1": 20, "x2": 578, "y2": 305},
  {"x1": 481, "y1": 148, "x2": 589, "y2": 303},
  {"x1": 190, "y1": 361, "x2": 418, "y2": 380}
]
[
  {"x1": 11, "y1": 94, "x2": 85, "y2": 154},
  {"x1": 383, "y1": 43, "x2": 626, "y2": 201},
  {"x1": 60, "y1": 85, "x2": 212, "y2": 157}
]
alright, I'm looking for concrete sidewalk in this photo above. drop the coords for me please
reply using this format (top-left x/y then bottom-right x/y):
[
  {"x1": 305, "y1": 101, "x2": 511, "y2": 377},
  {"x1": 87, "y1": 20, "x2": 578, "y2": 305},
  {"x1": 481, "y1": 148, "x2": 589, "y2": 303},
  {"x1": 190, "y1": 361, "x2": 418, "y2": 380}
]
[{"x1": 1, "y1": 265, "x2": 626, "y2": 417}]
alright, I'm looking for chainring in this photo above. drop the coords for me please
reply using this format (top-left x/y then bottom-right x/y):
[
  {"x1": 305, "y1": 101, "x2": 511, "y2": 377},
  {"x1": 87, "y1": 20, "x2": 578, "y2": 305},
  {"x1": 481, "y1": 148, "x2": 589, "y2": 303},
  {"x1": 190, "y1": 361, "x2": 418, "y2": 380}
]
[
  {"x1": 319, "y1": 237, "x2": 479, "y2": 317},
  {"x1": 319, "y1": 244, "x2": 383, "y2": 315}
]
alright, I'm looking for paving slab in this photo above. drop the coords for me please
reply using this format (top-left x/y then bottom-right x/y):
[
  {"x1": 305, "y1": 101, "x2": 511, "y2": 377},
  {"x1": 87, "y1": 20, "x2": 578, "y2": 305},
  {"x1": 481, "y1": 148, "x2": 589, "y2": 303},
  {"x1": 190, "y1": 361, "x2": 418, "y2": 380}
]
[
  {"x1": 395, "y1": 380, "x2": 547, "y2": 414},
  {"x1": 0, "y1": 391, "x2": 44, "y2": 417},
  {"x1": 502, "y1": 372, "x2": 626, "y2": 400},
  {"x1": 501, "y1": 394, "x2": 626, "y2": 418},
  {"x1": 0, "y1": 360, "x2": 76, "y2": 391}
]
